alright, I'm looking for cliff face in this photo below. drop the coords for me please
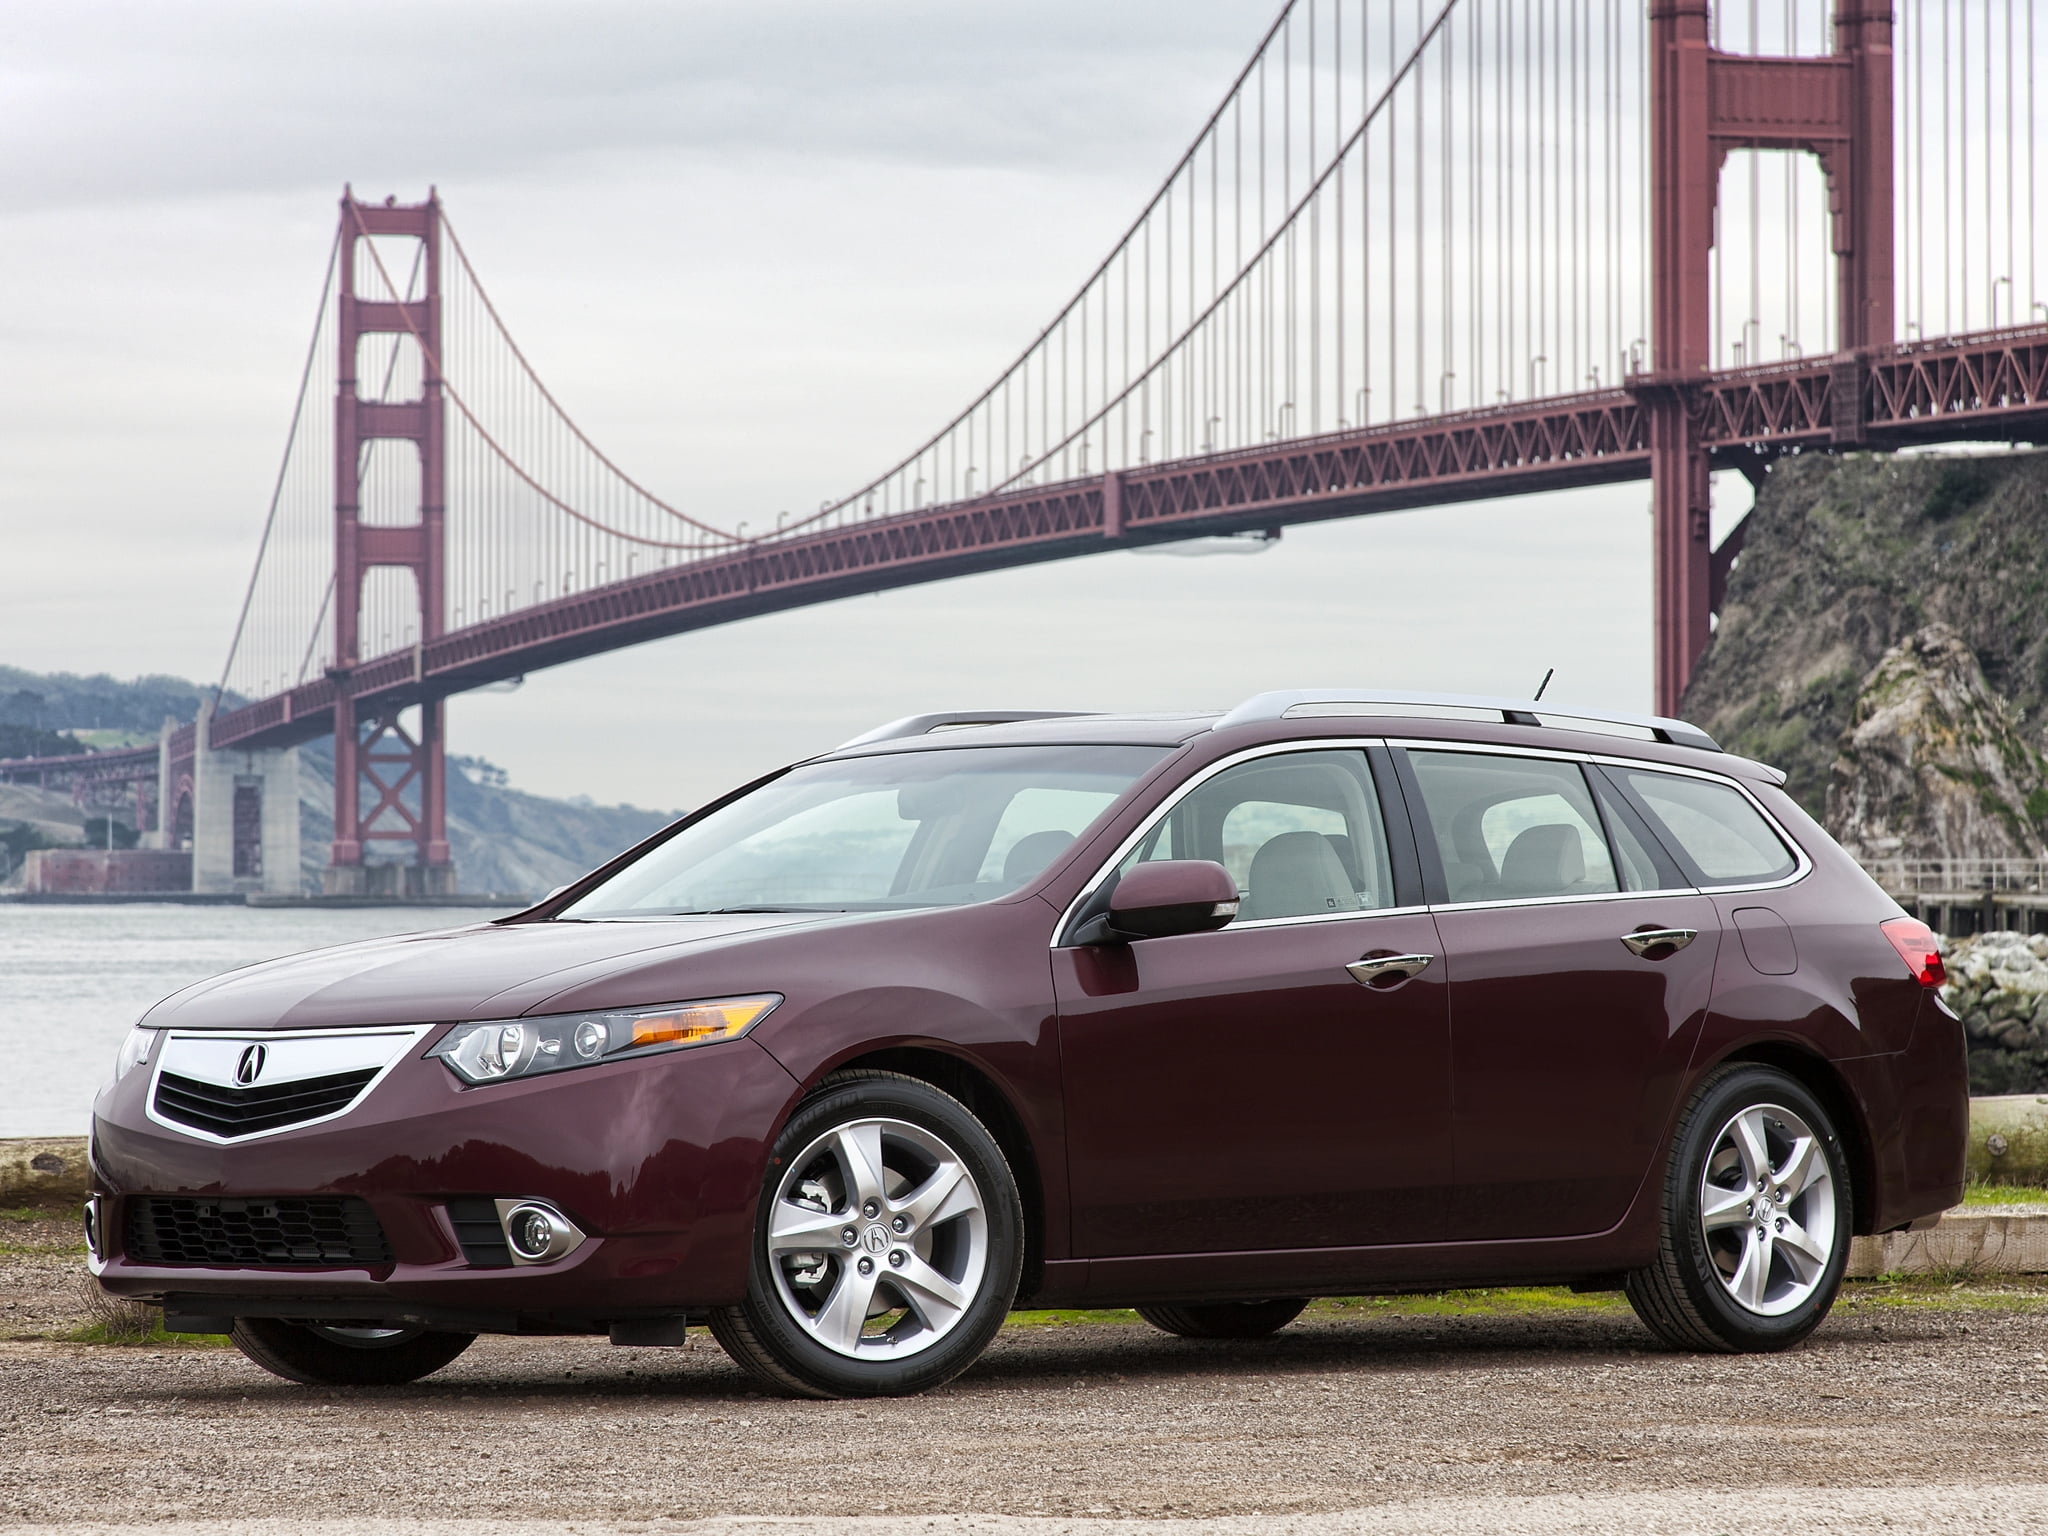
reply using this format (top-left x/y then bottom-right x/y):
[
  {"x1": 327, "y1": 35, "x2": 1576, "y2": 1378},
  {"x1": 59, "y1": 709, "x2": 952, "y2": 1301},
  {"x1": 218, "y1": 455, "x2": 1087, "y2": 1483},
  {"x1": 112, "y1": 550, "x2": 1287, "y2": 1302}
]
[
  {"x1": 1684, "y1": 449, "x2": 2048, "y2": 854},
  {"x1": 1825, "y1": 624, "x2": 2048, "y2": 863}
]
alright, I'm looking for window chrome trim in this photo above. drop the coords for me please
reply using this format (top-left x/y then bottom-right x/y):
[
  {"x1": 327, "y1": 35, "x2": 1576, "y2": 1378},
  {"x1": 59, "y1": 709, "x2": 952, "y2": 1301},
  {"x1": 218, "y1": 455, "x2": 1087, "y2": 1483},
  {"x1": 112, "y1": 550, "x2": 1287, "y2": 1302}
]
[
  {"x1": 142, "y1": 1024, "x2": 431, "y2": 1146},
  {"x1": 1390, "y1": 738, "x2": 1814, "y2": 901},
  {"x1": 1051, "y1": 736, "x2": 1408, "y2": 947},
  {"x1": 1052, "y1": 734, "x2": 1815, "y2": 945}
]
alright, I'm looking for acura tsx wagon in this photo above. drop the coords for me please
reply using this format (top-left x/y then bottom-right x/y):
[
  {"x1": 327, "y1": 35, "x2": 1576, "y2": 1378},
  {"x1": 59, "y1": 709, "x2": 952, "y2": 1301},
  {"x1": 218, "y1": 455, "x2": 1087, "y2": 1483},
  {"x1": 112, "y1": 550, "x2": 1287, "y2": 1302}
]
[{"x1": 88, "y1": 691, "x2": 1967, "y2": 1397}]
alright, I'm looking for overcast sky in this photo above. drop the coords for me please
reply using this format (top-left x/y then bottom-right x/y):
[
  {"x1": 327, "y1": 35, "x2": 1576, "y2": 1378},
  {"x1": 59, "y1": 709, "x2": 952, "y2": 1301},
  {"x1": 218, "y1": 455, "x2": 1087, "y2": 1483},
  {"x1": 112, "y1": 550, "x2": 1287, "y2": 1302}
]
[{"x1": 0, "y1": 1, "x2": 1751, "y2": 814}]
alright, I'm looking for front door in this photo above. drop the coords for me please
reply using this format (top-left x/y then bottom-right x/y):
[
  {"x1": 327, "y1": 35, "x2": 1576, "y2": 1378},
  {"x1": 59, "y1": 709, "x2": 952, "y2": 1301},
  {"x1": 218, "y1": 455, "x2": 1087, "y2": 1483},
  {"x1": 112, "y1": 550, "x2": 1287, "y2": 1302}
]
[
  {"x1": 1054, "y1": 747, "x2": 1455, "y2": 1258},
  {"x1": 1398, "y1": 745, "x2": 1722, "y2": 1240}
]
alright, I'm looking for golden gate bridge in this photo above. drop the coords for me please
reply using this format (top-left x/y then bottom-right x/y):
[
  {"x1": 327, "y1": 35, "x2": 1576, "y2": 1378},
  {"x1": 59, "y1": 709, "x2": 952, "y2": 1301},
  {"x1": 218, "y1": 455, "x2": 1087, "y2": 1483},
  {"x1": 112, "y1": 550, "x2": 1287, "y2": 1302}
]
[{"x1": 6, "y1": 0, "x2": 2048, "y2": 897}]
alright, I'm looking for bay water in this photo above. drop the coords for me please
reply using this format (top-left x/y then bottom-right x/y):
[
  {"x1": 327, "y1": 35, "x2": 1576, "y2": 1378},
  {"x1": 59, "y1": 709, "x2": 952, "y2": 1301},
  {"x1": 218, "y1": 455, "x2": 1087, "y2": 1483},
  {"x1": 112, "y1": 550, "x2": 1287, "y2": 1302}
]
[{"x1": 0, "y1": 903, "x2": 517, "y2": 1138}]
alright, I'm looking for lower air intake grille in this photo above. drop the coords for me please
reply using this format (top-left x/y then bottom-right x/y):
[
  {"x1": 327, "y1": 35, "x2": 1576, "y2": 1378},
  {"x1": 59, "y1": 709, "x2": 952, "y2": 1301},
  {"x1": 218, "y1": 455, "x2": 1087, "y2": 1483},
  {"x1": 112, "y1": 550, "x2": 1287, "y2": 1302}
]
[
  {"x1": 153, "y1": 1066, "x2": 379, "y2": 1139},
  {"x1": 444, "y1": 1198, "x2": 514, "y2": 1268},
  {"x1": 125, "y1": 1196, "x2": 393, "y2": 1267}
]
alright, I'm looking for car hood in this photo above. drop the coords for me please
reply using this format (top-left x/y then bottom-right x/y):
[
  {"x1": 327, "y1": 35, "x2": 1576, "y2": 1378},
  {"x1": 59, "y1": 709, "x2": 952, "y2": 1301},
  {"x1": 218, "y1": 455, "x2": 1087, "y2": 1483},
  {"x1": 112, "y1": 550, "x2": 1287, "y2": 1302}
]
[{"x1": 137, "y1": 914, "x2": 830, "y2": 1033}]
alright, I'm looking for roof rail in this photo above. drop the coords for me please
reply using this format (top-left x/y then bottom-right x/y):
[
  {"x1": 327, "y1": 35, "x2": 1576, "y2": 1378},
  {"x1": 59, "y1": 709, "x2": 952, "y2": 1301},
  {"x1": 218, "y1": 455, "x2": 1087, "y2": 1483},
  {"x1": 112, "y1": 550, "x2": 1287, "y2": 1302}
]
[
  {"x1": 833, "y1": 711, "x2": 1093, "y2": 751},
  {"x1": 1212, "y1": 690, "x2": 1722, "y2": 753}
]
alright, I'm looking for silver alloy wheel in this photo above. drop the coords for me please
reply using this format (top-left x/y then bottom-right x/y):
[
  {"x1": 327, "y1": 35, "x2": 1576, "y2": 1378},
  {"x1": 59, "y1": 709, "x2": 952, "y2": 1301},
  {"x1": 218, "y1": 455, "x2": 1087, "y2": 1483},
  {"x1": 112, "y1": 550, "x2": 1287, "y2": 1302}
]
[
  {"x1": 1698, "y1": 1102, "x2": 1837, "y2": 1318},
  {"x1": 766, "y1": 1116, "x2": 989, "y2": 1361}
]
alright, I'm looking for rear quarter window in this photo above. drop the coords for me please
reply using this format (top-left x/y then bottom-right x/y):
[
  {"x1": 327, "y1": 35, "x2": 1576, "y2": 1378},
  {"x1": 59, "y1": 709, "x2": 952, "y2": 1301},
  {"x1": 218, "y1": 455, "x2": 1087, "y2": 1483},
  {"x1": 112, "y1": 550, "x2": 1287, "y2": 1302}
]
[{"x1": 1619, "y1": 769, "x2": 1798, "y2": 886}]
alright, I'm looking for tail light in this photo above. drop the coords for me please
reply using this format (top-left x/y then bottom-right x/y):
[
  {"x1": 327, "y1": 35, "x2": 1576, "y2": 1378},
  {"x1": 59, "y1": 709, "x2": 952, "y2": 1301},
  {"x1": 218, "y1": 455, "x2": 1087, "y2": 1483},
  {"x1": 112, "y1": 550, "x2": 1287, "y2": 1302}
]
[{"x1": 1879, "y1": 916, "x2": 1946, "y2": 988}]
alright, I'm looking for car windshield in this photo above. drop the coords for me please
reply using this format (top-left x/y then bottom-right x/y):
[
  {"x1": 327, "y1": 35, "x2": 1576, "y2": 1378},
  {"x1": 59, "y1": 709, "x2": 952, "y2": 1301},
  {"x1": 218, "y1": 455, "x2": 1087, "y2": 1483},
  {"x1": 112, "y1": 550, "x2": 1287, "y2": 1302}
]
[{"x1": 557, "y1": 744, "x2": 1169, "y2": 918}]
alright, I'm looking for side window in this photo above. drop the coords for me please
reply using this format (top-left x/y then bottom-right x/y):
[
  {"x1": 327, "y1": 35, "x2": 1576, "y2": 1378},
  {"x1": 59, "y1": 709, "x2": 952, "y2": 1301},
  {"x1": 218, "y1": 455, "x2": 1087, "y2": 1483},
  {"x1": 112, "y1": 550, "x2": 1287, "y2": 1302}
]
[
  {"x1": 976, "y1": 787, "x2": 1120, "y2": 889},
  {"x1": 1617, "y1": 769, "x2": 1798, "y2": 886},
  {"x1": 1407, "y1": 751, "x2": 1620, "y2": 902},
  {"x1": 1128, "y1": 750, "x2": 1396, "y2": 919}
]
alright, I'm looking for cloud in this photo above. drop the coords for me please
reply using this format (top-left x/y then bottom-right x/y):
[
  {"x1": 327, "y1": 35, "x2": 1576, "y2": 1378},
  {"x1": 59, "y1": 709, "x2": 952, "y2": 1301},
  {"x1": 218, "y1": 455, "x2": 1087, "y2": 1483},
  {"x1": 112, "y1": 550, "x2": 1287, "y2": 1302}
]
[{"x1": 1, "y1": 2, "x2": 1258, "y2": 213}]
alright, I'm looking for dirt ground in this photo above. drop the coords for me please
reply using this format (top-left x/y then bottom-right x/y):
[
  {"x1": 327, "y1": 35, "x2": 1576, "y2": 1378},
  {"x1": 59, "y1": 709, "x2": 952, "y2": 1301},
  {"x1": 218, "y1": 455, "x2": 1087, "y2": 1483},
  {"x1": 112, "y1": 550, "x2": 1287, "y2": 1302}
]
[{"x1": 8, "y1": 1209, "x2": 2048, "y2": 1534}]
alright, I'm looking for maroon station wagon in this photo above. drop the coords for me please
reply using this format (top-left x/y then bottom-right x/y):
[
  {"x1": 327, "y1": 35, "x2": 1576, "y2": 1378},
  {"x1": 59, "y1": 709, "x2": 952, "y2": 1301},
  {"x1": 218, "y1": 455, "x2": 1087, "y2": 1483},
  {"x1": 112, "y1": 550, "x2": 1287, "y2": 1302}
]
[{"x1": 89, "y1": 691, "x2": 1966, "y2": 1398}]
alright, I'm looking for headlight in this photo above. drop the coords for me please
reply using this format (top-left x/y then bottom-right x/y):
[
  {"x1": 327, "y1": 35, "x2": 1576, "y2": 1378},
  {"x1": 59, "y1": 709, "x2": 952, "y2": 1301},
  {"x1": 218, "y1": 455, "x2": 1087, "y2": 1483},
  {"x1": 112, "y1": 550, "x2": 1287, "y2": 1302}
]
[
  {"x1": 113, "y1": 1027, "x2": 158, "y2": 1083},
  {"x1": 427, "y1": 994, "x2": 781, "y2": 1086}
]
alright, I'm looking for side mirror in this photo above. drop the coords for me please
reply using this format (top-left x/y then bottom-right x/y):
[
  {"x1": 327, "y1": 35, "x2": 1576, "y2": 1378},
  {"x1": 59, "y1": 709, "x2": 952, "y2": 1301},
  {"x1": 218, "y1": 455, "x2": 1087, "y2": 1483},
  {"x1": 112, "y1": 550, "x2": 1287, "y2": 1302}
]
[{"x1": 1081, "y1": 860, "x2": 1239, "y2": 943}]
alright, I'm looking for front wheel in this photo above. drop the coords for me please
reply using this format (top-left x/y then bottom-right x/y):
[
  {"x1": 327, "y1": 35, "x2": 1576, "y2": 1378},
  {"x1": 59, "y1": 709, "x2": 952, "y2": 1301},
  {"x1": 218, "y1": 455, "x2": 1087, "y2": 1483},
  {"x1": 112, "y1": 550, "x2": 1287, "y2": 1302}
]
[
  {"x1": 229, "y1": 1318, "x2": 475, "y2": 1385},
  {"x1": 709, "y1": 1071, "x2": 1024, "y2": 1398},
  {"x1": 1626, "y1": 1064, "x2": 1851, "y2": 1353}
]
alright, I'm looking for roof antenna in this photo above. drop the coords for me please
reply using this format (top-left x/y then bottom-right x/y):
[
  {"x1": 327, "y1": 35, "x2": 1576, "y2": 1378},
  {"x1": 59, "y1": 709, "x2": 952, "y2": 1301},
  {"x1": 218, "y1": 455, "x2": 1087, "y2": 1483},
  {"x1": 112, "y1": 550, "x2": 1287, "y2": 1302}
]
[{"x1": 1533, "y1": 668, "x2": 1555, "y2": 702}]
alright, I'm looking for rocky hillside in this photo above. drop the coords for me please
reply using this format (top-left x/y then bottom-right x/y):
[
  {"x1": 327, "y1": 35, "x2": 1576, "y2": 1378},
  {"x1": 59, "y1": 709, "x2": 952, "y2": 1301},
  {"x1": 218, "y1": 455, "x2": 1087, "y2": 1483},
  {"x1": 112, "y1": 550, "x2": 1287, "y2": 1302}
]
[
  {"x1": 294, "y1": 744, "x2": 675, "y2": 898},
  {"x1": 1684, "y1": 449, "x2": 2048, "y2": 854}
]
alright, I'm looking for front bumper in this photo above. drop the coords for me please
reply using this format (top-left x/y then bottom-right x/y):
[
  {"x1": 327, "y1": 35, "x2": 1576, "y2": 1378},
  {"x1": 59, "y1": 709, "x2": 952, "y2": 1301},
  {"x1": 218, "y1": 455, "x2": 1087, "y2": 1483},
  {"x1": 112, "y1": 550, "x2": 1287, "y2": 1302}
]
[{"x1": 89, "y1": 1034, "x2": 800, "y2": 1328}]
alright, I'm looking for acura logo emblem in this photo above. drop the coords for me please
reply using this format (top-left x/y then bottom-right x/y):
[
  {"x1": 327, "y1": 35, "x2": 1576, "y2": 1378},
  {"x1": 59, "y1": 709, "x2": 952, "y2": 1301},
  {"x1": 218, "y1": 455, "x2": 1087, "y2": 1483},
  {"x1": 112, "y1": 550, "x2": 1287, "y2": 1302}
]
[{"x1": 234, "y1": 1044, "x2": 267, "y2": 1087}]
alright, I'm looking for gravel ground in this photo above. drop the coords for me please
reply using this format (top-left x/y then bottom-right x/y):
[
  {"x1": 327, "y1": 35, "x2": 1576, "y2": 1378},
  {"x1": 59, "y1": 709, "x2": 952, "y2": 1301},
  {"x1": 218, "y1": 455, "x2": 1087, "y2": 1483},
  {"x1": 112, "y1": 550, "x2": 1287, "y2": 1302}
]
[{"x1": 7, "y1": 1212, "x2": 2048, "y2": 1536}]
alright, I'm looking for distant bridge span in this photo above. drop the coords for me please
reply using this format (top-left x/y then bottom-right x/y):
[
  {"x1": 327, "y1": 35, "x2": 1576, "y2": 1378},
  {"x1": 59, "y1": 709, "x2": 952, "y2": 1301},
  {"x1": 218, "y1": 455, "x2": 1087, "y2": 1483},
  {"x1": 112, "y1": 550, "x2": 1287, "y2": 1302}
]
[{"x1": 205, "y1": 328, "x2": 2048, "y2": 760}]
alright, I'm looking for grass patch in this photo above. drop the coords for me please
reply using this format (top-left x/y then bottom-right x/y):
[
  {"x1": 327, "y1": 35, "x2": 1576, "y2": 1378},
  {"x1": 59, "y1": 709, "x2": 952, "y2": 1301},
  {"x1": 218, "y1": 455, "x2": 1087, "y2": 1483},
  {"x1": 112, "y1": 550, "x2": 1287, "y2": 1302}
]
[
  {"x1": 59, "y1": 1320, "x2": 232, "y2": 1347},
  {"x1": 1839, "y1": 1274, "x2": 2048, "y2": 1312},
  {"x1": 1311, "y1": 1288, "x2": 1628, "y2": 1318},
  {"x1": 1008, "y1": 1307, "x2": 1145, "y2": 1329},
  {"x1": 1959, "y1": 1182, "x2": 2048, "y2": 1209}
]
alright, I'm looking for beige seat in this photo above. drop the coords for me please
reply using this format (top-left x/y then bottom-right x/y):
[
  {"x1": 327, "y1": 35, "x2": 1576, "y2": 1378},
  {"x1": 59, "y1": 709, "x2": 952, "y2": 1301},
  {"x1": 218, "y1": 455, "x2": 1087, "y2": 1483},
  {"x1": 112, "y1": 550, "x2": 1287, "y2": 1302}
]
[{"x1": 1238, "y1": 830, "x2": 1358, "y2": 920}]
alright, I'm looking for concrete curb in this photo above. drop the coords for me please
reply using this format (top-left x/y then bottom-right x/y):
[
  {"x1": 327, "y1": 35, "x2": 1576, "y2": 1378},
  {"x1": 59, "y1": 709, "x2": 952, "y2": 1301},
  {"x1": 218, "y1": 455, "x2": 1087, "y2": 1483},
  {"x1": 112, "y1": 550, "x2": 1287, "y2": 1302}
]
[
  {"x1": 1847, "y1": 1210, "x2": 2048, "y2": 1277},
  {"x1": 0, "y1": 1137, "x2": 91, "y2": 1208}
]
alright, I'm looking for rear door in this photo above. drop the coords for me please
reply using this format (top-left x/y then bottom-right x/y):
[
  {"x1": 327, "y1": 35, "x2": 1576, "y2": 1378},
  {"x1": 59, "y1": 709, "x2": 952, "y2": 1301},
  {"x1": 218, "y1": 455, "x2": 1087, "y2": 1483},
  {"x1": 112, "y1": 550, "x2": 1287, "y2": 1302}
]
[
  {"x1": 1395, "y1": 744, "x2": 1721, "y2": 1240},
  {"x1": 1053, "y1": 745, "x2": 1455, "y2": 1257}
]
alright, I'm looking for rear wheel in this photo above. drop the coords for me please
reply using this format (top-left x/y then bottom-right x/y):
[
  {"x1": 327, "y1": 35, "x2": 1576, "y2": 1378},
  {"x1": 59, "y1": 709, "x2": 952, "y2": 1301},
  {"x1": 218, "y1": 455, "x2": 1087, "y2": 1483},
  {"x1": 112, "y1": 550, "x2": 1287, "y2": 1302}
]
[
  {"x1": 229, "y1": 1318, "x2": 475, "y2": 1386},
  {"x1": 1136, "y1": 1298, "x2": 1308, "y2": 1340},
  {"x1": 709, "y1": 1071, "x2": 1024, "y2": 1398},
  {"x1": 1626, "y1": 1064, "x2": 1850, "y2": 1353}
]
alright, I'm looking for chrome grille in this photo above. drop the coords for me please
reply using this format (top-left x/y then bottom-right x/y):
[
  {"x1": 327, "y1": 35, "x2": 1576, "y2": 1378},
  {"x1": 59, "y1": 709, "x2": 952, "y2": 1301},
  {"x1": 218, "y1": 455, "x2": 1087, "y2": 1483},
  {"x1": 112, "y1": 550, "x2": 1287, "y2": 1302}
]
[{"x1": 153, "y1": 1067, "x2": 379, "y2": 1139}]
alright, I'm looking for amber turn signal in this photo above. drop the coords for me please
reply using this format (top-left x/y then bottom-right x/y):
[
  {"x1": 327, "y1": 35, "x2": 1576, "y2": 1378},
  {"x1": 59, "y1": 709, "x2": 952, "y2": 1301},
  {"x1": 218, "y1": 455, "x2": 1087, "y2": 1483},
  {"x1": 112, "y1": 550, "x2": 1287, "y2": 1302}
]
[{"x1": 629, "y1": 998, "x2": 780, "y2": 1049}]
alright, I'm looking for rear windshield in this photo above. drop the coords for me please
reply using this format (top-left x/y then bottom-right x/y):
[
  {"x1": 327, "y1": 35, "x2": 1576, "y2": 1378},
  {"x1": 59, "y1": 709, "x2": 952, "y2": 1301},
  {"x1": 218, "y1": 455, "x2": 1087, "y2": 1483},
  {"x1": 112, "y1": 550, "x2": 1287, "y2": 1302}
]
[
  {"x1": 1617, "y1": 769, "x2": 1798, "y2": 886},
  {"x1": 558, "y1": 744, "x2": 1167, "y2": 918}
]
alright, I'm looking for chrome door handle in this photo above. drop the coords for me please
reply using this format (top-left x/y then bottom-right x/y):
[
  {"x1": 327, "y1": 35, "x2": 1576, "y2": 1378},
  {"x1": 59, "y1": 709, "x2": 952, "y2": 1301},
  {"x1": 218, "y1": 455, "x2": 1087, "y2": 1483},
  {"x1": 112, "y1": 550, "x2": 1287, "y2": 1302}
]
[
  {"x1": 1346, "y1": 953, "x2": 1435, "y2": 985},
  {"x1": 1621, "y1": 927, "x2": 1698, "y2": 957}
]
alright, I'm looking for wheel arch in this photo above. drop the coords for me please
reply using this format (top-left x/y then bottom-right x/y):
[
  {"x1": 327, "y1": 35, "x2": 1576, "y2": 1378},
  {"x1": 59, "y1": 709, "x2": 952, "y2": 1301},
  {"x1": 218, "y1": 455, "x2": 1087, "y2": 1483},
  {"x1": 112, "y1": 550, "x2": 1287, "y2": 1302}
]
[
  {"x1": 819, "y1": 1046, "x2": 1048, "y2": 1303},
  {"x1": 1713, "y1": 1040, "x2": 1879, "y2": 1237}
]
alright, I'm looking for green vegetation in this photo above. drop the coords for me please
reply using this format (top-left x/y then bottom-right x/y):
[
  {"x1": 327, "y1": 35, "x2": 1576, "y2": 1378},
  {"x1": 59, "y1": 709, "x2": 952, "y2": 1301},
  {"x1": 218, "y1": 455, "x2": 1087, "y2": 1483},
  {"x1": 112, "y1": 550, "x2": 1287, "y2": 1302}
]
[
  {"x1": 1009, "y1": 1276, "x2": 2048, "y2": 1330},
  {"x1": 0, "y1": 723, "x2": 85, "y2": 760},
  {"x1": 61, "y1": 1316, "x2": 231, "y2": 1348},
  {"x1": 1923, "y1": 460, "x2": 1999, "y2": 522},
  {"x1": 1840, "y1": 1275, "x2": 2048, "y2": 1311},
  {"x1": 1960, "y1": 1182, "x2": 2048, "y2": 1208}
]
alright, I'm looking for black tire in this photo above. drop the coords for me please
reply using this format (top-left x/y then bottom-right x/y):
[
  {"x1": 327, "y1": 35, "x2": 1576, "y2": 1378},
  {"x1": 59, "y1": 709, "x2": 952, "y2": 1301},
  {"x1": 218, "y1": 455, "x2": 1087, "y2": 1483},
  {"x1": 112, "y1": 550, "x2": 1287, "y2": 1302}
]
[
  {"x1": 229, "y1": 1318, "x2": 475, "y2": 1386},
  {"x1": 1136, "y1": 1298, "x2": 1309, "y2": 1339},
  {"x1": 709, "y1": 1070, "x2": 1024, "y2": 1399},
  {"x1": 1625, "y1": 1064, "x2": 1853, "y2": 1354}
]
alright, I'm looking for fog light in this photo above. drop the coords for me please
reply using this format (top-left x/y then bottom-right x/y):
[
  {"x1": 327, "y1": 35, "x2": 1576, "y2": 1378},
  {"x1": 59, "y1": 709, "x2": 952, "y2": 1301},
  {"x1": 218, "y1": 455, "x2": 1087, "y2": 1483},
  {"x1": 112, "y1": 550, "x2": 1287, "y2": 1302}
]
[
  {"x1": 82, "y1": 1196, "x2": 104, "y2": 1264},
  {"x1": 494, "y1": 1199, "x2": 587, "y2": 1265}
]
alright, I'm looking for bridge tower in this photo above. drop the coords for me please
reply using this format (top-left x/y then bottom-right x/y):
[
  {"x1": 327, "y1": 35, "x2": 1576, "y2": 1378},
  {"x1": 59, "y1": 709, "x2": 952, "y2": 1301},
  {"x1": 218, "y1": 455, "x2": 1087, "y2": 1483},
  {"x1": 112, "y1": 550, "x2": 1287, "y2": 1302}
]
[
  {"x1": 1646, "y1": 0, "x2": 1893, "y2": 713},
  {"x1": 323, "y1": 190, "x2": 455, "y2": 897}
]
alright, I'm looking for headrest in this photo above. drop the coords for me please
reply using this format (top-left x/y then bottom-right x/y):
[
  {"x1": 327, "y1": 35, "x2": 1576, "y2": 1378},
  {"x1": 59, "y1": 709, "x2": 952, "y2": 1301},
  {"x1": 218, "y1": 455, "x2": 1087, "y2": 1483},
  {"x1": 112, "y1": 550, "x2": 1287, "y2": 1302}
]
[
  {"x1": 1002, "y1": 829, "x2": 1077, "y2": 886},
  {"x1": 1499, "y1": 823, "x2": 1584, "y2": 895}
]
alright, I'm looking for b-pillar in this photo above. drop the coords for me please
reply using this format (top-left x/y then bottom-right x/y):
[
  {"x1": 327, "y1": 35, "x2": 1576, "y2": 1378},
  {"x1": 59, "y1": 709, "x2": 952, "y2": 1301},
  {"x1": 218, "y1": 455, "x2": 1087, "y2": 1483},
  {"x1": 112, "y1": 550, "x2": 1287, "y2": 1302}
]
[
  {"x1": 1643, "y1": 0, "x2": 1893, "y2": 713},
  {"x1": 323, "y1": 190, "x2": 456, "y2": 898}
]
